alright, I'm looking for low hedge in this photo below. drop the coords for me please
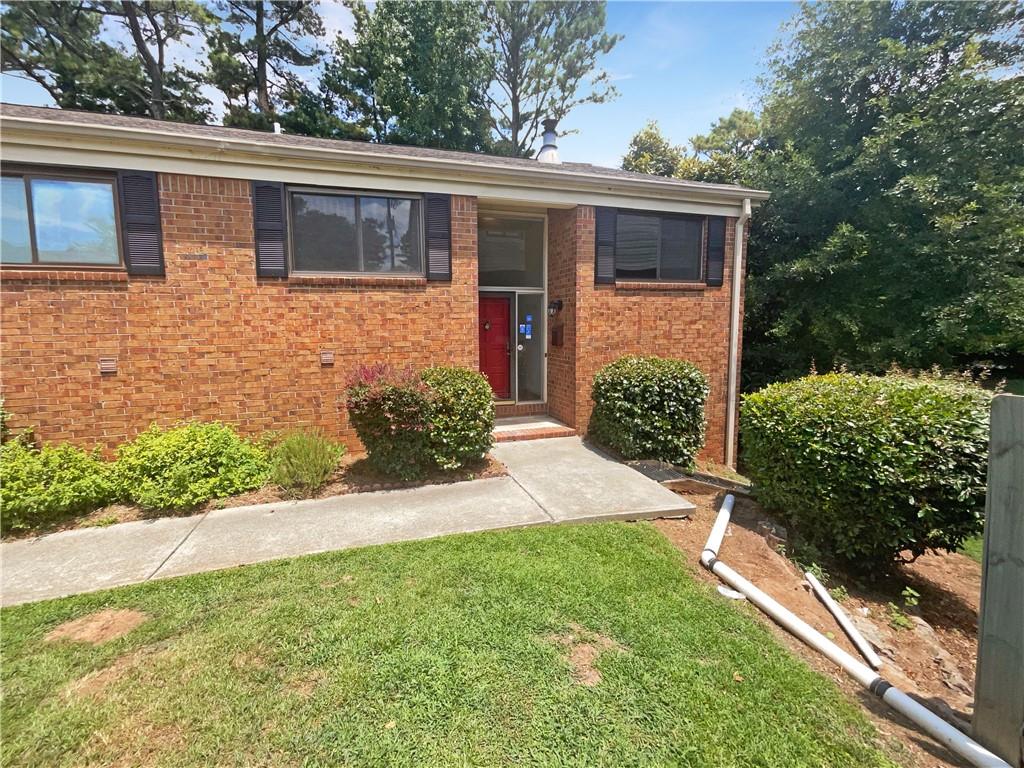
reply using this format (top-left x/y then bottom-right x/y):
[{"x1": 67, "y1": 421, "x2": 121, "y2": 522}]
[
  {"x1": 347, "y1": 364, "x2": 494, "y2": 479},
  {"x1": 589, "y1": 355, "x2": 709, "y2": 467},
  {"x1": 0, "y1": 438, "x2": 116, "y2": 532},
  {"x1": 114, "y1": 422, "x2": 270, "y2": 510},
  {"x1": 741, "y1": 372, "x2": 990, "y2": 569},
  {"x1": 422, "y1": 366, "x2": 494, "y2": 470}
]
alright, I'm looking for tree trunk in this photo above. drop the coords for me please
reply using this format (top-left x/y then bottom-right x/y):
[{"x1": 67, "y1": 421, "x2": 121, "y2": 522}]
[
  {"x1": 122, "y1": 1, "x2": 164, "y2": 119},
  {"x1": 255, "y1": 2, "x2": 272, "y2": 118}
]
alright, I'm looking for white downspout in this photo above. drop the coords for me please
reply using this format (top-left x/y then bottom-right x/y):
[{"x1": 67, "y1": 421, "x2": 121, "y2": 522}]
[
  {"x1": 725, "y1": 198, "x2": 751, "y2": 467},
  {"x1": 702, "y1": 496, "x2": 1011, "y2": 768}
]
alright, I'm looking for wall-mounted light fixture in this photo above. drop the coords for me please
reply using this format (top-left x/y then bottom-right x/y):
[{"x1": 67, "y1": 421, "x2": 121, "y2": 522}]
[{"x1": 547, "y1": 299, "x2": 564, "y2": 317}]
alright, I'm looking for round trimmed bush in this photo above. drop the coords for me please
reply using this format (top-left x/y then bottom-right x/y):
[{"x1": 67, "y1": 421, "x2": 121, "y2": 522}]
[
  {"x1": 347, "y1": 365, "x2": 434, "y2": 480},
  {"x1": 114, "y1": 422, "x2": 270, "y2": 510},
  {"x1": 0, "y1": 438, "x2": 116, "y2": 532},
  {"x1": 589, "y1": 355, "x2": 709, "y2": 467},
  {"x1": 742, "y1": 372, "x2": 990, "y2": 569},
  {"x1": 422, "y1": 366, "x2": 494, "y2": 470}
]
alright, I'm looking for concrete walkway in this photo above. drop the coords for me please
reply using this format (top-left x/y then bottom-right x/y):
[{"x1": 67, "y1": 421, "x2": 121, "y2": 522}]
[{"x1": 1, "y1": 437, "x2": 692, "y2": 607}]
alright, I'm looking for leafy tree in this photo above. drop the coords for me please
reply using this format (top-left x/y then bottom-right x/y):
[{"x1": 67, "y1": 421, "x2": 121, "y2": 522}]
[
  {"x1": 691, "y1": 108, "x2": 760, "y2": 158},
  {"x1": 742, "y1": 1, "x2": 1024, "y2": 387},
  {"x1": 1, "y1": 0, "x2": 209, "y2": 121},
  {"x1": 484, "y1": 0, "x2": 621, "y2": 157},
  {"x1": 322, "y1": 0, "x2": 491, "y2": 150},
  {"x1": 275, "y1": 86, "x2": 365, "y2": 140},
  {"x1": 621, "y1": 120, "x2": 685, "y2": 177},
  {"x1": 207, "y1": 0, "x2": 324, "y2": 130},
  {"x1": 621, "y1": 119, "x2": 743, "y2": 184}
]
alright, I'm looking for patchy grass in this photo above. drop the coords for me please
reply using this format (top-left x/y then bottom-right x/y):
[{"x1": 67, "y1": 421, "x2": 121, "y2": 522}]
[
  {"x1": 1, "y1": 523, "x2": 895, "y2": 767},
  {"x1": 694, "y1": 458, "x2": 751, "y2": 486},
  {"x1": 960, "y1": 534, "x2": 984, "y2": 564}
]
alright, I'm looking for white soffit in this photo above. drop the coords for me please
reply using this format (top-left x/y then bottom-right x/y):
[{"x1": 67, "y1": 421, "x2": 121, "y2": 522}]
[{"x1": 0, "y1": 119, "x2": 766, "y2": 218}]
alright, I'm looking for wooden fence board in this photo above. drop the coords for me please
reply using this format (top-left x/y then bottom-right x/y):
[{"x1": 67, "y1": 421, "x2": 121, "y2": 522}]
[{"x1": 974, "y1": 394, "x2": 1024, "y2": 766}]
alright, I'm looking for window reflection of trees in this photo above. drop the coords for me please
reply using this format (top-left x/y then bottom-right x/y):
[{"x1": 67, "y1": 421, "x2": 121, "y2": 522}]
[
  {"x1": 292, "y1": 194, "x2": 358, "y2": 272},
  {"x1": 292, "y1": 193, "x2": 421, "y2": 273}
]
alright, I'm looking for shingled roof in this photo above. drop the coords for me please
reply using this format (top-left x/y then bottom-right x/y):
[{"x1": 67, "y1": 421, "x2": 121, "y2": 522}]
[{"x1": 0, "y1": 103, "x2": 769, "y2": 200}]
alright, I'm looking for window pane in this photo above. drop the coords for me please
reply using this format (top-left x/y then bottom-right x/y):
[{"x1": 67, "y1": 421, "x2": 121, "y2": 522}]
[
  {"x1": 516, "y1": 293, "x2": 545, "y2": 401},
  {"x1": 360, "y1": 197, "x2": 421, "y2": 273},
  {"x1": 1, "y1": 177, "x2": 32, "y2": 264},
  {"x1": 291, "y1": 193, "x2": 358, "y2": 272},
  {"x1": 30, "y1": 178, "x2": 119, "y2": 264},
  {"x1": 615, "y1": 213, "x2": 658, "y2": 279},
  {"x1": 478, "y1": 216, "x2": 544, "y2": 287},
  {"x1": 660, "y1": 217, "x2": 703, "y2": 281}
]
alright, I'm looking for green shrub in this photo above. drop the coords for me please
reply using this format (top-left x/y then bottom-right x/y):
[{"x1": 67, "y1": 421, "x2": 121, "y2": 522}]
[
  {"x1": 0, "y1": 439, "x2": 116, "y2": 532},
  {"x1": 269, "y1": 429, "x2": 345, "y2": 496},
  {"x1": 347, "y1": 365, "x2": 434, "y2": 480},
  {"x1": 422, "y1": 366, "x2": 494, "y2": 470},
  {"x1": 114, "y1": 422, "x2": 269, "y2": 510},
  {"x1": 0, "y1": 399, "x2": 10, "y2": 444},
  {"x1": 589, "y1": 355, "x2": 709, "y2": 467},
  {"x1": 741, "y1": 372, "x2": 990, "y2": 570}
]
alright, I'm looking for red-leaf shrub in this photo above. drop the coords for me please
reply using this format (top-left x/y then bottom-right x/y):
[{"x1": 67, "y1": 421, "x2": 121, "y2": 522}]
[{"x1": 346, "y1": 364, "x2": 434, "y2": 479}]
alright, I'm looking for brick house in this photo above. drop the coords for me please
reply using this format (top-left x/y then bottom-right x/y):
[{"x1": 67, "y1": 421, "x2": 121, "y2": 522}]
[{"x1": 0, "y1": 105, "x2": 767, "y2": 466}]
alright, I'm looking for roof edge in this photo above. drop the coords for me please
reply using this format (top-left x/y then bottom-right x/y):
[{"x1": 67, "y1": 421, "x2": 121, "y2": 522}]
[{"x1": 0, "y1": 110, "x2": 771, "y2": 205}]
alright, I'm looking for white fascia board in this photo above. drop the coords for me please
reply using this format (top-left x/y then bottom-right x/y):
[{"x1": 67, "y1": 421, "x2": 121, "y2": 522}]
[{"x1": 0, "y1": 120, "x2": 767, "y2": 218}]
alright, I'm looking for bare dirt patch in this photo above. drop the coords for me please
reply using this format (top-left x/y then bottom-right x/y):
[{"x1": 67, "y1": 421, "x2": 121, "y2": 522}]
[
  {"x1": 46, "y1": 609, "x2": 149, "y2": 645},
  {"x1": 547, "y1": 622, "x2": 625, "y2": 687},
  {"x1": 657, "y1": 479, "x2": 983, "y2": 768},
  {"x1": 64, "y1": 653, "x2": 138, "y2": 699}
]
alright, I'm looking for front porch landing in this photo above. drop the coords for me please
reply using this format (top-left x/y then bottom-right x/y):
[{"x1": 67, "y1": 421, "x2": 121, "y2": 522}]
[{"x1": 493, "y1": 415, "x2": 575, "y2": 442}]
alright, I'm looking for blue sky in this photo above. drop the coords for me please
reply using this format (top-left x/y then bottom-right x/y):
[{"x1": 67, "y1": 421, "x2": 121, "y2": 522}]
[
  {"x1": 561, "y1": 1, "x2": 797, "y2": 166},
  {"x1": 0, "y1": 1, "x2": 798, "y2": 169}
]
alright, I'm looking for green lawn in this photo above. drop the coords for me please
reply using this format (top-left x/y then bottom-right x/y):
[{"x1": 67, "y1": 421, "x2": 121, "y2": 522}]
[
  {"x1": 1, "y1": 523, "x2": 898, "y2": 767},
  {"x1": 960, "y1": 533, "x2": 984, "y2": 564}
]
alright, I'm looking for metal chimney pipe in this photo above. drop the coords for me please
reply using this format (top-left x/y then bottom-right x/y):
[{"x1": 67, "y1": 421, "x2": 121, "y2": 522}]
[{"x1": 537, "y1": 118, "x2": 560, "y2": 164}]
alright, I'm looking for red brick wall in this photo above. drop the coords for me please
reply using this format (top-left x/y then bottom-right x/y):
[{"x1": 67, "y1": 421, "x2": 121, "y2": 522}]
[
  {"x1": 546, "y1": 205, "x2": 745, "y2": 465},
  {"x1": 0, "y1": 174, "x2": 478, "y2": 453},
  {"x1": 544, "y1": 208, "x2": 579, "y2": 426}
]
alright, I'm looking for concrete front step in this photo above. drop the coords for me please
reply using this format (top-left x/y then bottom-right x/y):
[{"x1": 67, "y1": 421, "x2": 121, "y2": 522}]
[{"x1": 493, "y1": 416, "x2": 576, "y2": 442}]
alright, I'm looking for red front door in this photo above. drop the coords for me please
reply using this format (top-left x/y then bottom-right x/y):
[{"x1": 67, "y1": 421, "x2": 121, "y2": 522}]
[{"x1": 479, "y1": 295, "x2": 511, "y2": 399}]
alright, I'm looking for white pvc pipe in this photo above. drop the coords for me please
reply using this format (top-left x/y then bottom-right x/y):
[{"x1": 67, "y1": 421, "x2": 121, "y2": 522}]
[
  {"x1": 724, "y1": 198, "x2": 751, "y2": 468},
  {"x1": 701, "y1": 495, "x2": 1010, "y2": 768},
  {"x1": 805, "y1": 570, "x2": 884, "y2": 670}
]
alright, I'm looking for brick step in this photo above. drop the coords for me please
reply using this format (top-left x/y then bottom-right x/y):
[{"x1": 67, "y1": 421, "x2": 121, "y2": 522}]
[{"x1": 493, "y1": 416, "x2": 576, "y2": 443}]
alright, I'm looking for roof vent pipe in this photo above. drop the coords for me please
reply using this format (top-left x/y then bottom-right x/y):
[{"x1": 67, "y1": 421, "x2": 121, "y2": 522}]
[{"x1": 537, "y1": 118, "x2": 560, "y2": 164}]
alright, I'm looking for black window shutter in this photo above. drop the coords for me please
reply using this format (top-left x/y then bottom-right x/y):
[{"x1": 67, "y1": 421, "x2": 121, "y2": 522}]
[
  {"x1": 253, "y1": 181, "x2": 288, "y2": 277},
  {"x1": 425, "y1": 193, "x2": 451, "y2": 280},
  {"x1": 594, "y1": 206, "x2": 616, "y2": 284},
  {"x1": 706, "y1": 216, "x2": 727, "y2": 286},
  {"x1": 117, "y1": 170, "x2": 164, "y2": 275}
]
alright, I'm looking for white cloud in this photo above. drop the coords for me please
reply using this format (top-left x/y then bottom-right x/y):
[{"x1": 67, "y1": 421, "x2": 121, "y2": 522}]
[{"x1": 319, "y1": 0, "x2": 356, "y2": 41}]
